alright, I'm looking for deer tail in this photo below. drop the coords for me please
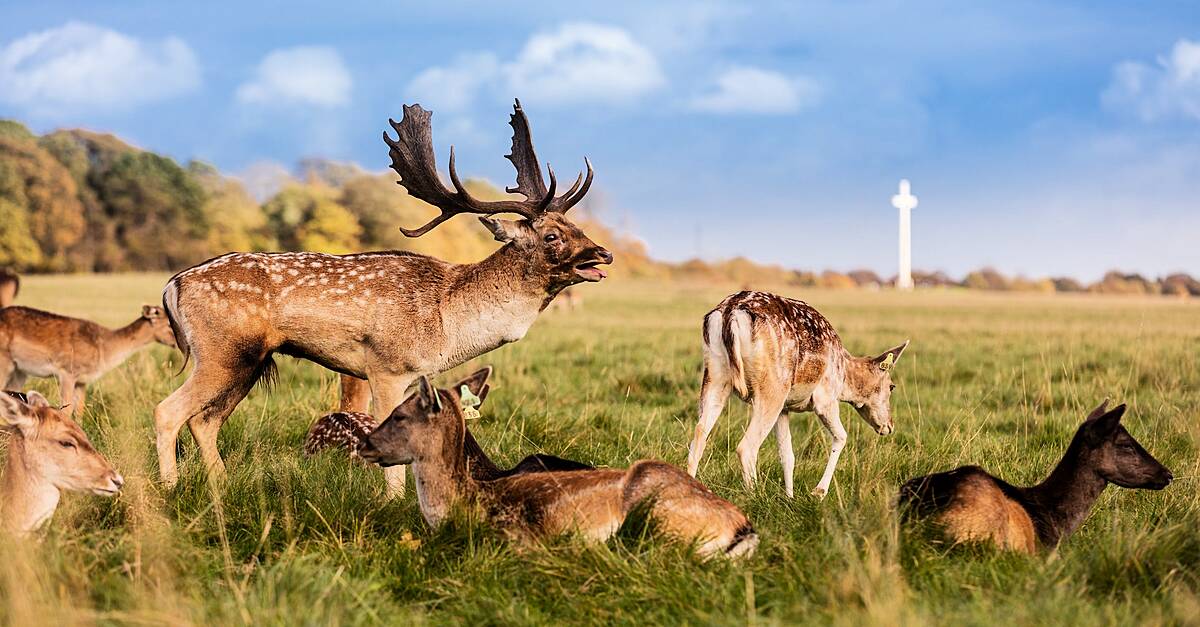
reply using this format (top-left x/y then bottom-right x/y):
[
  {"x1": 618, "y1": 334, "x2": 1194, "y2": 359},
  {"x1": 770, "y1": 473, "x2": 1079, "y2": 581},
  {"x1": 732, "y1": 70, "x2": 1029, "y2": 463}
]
[
  {"x1": 162, "y1": 279, "x2": 191, "y2": 375},
  {"x1": 720, "y1": 308, "x2": 752, "y2": 398}
]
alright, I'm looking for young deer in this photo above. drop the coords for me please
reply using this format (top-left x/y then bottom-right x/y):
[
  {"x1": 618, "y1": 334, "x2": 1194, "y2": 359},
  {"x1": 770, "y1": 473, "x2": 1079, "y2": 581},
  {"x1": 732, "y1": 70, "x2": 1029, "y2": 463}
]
[
  {"x1": 359, "y1": 368, "x2": 758, "y2": 558},
  {"x1": 306, "y1": 378, "x2": 592, "y2": 479},
  {"x1": 0, "y1": 306, "x2": 177, "y2": 414},
  {"x1": 0, "y1": 269, "x2": 18, "y2": 308},
  {"x1": 898, "y1": 400, "x2": 1172, "y2": 554},
  {"x1": 686, "y1": 291, "x2": 909, "y2": 498},
  {"x1": 1, "y1": 391, "x2": 124, "y2": 534},
  {"x1": 156, "y1": 101, "x2": 611, "y2": 494}
]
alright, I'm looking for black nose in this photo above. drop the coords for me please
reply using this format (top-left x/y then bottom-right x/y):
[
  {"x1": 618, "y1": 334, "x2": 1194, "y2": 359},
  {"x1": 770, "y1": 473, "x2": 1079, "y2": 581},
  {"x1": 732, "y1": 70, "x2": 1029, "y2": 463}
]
[{"x1": 596, "y1": 249, "x2": 613, "y2": 264}]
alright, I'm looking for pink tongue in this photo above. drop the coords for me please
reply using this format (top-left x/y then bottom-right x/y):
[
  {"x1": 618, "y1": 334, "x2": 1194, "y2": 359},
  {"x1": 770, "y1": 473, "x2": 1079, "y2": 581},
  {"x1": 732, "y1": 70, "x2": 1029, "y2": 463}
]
[{"x1": 595, "y1": 268, "x2": 608, "y2": 279}]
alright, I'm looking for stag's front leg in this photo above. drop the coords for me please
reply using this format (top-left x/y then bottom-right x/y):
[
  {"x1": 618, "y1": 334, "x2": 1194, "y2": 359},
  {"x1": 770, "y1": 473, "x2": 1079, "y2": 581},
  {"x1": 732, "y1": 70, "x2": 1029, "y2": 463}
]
[
  {"x1": 56, "y1": 373, "x2": 77, "y2": 413},
  {"x1": 811, "y1": 393, "x2": 847, "y2": 498},
  {"x1": 369, "y1": 373, "x2": 417, "y2": 499}
]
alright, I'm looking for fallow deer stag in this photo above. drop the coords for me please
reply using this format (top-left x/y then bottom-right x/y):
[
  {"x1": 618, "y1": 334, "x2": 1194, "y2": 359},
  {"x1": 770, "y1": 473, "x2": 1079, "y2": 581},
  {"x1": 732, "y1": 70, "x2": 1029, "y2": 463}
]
[
  {"x1": 686, "y1": 291, "x2": 909, "y2": 498},
  {"x1": 0, "y1": 306, "x2": 177, "y2": 414},
  {"x1": 1, "y1": 390, "x2": 124, "y2": 534},
  {"x1": 359, "y1": 369, "x2": 758, "y2": 558},
  {"x1": 899, "y1": 400, "x2": 1172, "y2": 553},
  {"x1": 155, "y1": 100, "x2": 611, "y2": 493}
]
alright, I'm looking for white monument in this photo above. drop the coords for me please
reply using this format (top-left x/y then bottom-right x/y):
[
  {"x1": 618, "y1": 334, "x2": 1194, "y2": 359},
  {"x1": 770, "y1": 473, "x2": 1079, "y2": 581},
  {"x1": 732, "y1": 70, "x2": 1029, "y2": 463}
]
[{"x1": 891, "y1": 179, "x2": 918, "y2": 291}]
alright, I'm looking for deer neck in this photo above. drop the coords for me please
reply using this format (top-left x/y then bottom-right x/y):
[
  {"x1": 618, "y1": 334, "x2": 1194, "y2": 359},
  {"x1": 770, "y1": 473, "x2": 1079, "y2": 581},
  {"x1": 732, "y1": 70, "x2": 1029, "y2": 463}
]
[
  {"x1": 100, "y1": 318, "x2": 156, "y2": 373},
  {"x1": 1021, "y1": 436, "x2": 1108, "y2": 547},
  {"x1": 1, "y1": 438, "x2": 61, "y2": 534},
  {"x1": 439, "y1": 244, "x2": 551, "y2": 362},
  {"x1": 410, "y1": 420, "x2": 475, "y2": 528},
  {"x1": 837, "y1": 353, "x2": 874, "y2": 405}
]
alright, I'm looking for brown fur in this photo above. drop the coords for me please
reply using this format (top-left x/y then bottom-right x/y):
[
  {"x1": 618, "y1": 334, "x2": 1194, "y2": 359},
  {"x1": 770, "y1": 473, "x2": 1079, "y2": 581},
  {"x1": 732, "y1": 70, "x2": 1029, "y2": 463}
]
[
  {"x1": 0, "y1": 306, "x2": 177, "y2": 414},
  {"x1": 155, "y1": 103, "x2": 612, "y2": 496},
  {"x1": 688, "y1": 291, "x2": 909, "y2": 497},
  {"x1": 360, "y1": 370, "x2": 758, "y2": 558},
  {"x1": 1, "y1": 391, "x2": 123, "y2": 534}
]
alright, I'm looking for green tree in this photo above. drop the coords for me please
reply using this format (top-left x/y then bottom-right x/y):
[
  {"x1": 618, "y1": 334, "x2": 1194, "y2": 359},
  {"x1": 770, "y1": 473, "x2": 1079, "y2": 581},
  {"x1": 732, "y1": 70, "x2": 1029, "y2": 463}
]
[
  {"x1": 264, "y1": 183, "x2": 362, "y2": 254},
  {"x1": 0, "y1": 136, "x2": 86, "y2": 270}
]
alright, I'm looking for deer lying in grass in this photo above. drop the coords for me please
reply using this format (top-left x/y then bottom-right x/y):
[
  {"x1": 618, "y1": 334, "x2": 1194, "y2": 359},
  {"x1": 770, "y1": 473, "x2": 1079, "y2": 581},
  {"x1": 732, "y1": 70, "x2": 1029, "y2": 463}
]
[
  {"x1": 687, "y1": 291, "x2": 909, "y2": 498},
  {"x1": 1, "y1": 391, "x2": 124, "y2": 534},
  {"x1": 0, "y1": 306, "x2": 177, "y2": 414},
  {"x1": 898, "y1": 400, "x2": 1172, "y2": 554},
  {"x1": 306, "y1": 369, "x2": 592, "y2": 479},
  {"x1": 0, "y1": 269, "x2": 18, "y2": 308},
  {"x1": 359, "y1": 368, "x2": 758, "y2": 558},
  {"x1": 156, "y1": 101, "x2": 611, "y2": 494}
]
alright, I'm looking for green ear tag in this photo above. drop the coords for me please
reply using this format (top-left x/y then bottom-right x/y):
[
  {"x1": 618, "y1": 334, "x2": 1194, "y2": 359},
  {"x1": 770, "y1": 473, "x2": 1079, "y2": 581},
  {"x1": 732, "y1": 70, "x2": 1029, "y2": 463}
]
[
  {"x1": 880, "y1": 353, "x2": 895, "y2": 371},
  {"x1": 459, "y1": 385, "x2": 482, "y2": 420}
]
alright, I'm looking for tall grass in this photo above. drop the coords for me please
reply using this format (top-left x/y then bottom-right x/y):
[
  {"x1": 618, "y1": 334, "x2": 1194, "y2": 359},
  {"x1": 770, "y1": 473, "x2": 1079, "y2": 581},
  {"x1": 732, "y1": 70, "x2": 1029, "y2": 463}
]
[{"x1": 1, "y1": 275, "x2": 1197, "y2": 625}]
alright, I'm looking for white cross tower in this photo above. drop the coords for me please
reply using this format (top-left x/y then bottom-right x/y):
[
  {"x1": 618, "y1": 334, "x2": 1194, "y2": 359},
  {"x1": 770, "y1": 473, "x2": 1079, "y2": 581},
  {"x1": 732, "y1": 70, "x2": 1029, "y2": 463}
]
[{"x1": 891, "y1": 179, "x2": 918, "y2": 291}]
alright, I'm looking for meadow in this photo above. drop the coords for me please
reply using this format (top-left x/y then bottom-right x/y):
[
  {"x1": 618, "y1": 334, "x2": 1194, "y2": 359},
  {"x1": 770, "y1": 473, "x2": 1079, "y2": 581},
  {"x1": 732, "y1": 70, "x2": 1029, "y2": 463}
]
[{"x1": 1, "y1": 273, "x2": 1197, "y2": 626}]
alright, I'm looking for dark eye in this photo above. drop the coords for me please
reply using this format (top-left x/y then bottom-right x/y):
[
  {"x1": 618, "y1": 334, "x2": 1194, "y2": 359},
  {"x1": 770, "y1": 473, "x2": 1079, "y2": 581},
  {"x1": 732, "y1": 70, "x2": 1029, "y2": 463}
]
[
  {"x1": 543, "y1": 233, "x2": 559, "y2": 243},
  {"x1": 889, "y1": 384, "x2": 896, "y2": 391},
  {"x1": 59, "y1": 440, "x2": 76, "y2": 449}
]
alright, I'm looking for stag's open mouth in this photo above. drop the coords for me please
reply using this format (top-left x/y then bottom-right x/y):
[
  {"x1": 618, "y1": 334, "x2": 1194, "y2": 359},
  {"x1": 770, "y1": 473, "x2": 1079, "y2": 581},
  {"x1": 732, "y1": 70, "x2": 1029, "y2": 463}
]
[
  {"x1": 574, "y1": 260, "x2": 609, "y2": 282},
  {"x1": 92, "y1": 487, "x2": 121, "y2": 497}
]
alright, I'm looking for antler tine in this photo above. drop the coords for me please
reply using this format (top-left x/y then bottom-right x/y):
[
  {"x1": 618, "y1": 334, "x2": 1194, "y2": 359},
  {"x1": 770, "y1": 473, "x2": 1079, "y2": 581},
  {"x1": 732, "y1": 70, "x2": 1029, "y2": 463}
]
[
  {"x1": 505, "y1": 99, "x2": 548, "y2": 201},
  {"x1": 546, "y1": 157, "x2": 594, "y2": 213},
  {"x1": 538, "y1": 164, "x2": 558, "y2": 212}
]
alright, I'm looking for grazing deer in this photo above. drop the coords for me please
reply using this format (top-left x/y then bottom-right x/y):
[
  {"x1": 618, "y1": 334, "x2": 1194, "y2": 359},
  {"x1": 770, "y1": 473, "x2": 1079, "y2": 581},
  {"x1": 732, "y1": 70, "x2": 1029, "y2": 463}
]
[
  {"x1": 686, "y1": 291, "x2": 909, "y2": 498},
  {"x1": 306, "y1": 372, "x2": 592, "y2": 479},
  {"x1": 0, "y1": 306, "x2": 177, "y2": 414},
  {"x1": 359, "y1": 368, "x2": 758, "y2": 558},
  {"x1": 1, "y1": 391, "x2": 124, "y2": 534},
  {"x1": 155, "y1": 101, "x2": 611, "y2": 493},
  {"x1": 0, "y1": 269, "x2": 18, "y2": 308},
  {"x1": 898, "y1": 400, "x2": 1172, "y2": 554}
]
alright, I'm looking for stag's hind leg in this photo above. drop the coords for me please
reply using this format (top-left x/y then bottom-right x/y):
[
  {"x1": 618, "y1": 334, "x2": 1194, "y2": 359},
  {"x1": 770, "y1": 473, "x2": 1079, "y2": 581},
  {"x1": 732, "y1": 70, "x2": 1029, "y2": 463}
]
[
  {"x1": 156, "y1": 360, "x2": 261, "y2": 487},
  {"x1": 775, "y1": 413, "x2": 795, "y2": 497},
  {"x1": 735, "y1": 386, "x2": 787, "y2": 492}
]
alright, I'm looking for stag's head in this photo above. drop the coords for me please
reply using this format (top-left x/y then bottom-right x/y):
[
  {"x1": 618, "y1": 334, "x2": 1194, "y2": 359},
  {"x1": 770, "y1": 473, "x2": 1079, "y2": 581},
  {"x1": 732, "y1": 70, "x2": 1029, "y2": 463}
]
[
  {"x1": 383, "y1": 101, "x2": 612, "y2": 292},
  {"x1": 0, "y1": 391, "x2": 124, "y2": 496}
]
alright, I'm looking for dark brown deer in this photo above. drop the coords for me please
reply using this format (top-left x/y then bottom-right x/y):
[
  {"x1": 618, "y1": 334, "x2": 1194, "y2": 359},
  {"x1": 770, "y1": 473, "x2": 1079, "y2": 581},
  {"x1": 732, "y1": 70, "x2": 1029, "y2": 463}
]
[
  {"x1": 0, "y1": 306, "x2": 177, "y2": 414},
  {"x1": 686, "y1": 291, "x2": 909, "y2": 497},
  {"x1": 1, "y1": 391, "x2": 124, "y2": 534},
  {"x1": 155, "y1": 101, "x2": 611, "y2": 494},
  {"x1": 359, "y1": 369, "x2": 758, "y2": 558},
  {"x1": 898, "y1": 401, "x2": 1173, "y2": 553},
  {"x1": 0, "y1": 269, "x2": 18, "y2": 308},
  {"x1": 305, "y1": 367, "x2": 592, "y2": 479}
]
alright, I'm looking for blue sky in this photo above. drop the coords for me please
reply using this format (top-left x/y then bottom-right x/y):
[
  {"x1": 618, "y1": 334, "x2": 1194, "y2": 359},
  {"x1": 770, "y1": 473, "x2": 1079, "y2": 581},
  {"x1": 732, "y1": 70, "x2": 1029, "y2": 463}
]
[{"x1": 2, "y1": 1, "x2": 1198, "y2": 280}]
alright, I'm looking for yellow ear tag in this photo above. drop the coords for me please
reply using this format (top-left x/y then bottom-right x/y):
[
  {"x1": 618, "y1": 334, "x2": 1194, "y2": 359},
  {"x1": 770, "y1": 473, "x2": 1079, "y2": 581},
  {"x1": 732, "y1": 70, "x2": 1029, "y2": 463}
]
[
  {"x1": 459, "y1": 385, "x2": 482, "y2": 420},
  {"x1": 880, "y1": 353, "x2": 895, "y2": 371}
]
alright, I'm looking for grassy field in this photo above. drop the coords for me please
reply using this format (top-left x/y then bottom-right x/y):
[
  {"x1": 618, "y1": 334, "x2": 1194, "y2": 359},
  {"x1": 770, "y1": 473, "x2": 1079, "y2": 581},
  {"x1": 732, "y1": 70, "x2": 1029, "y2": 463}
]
[{"x1": 1, "y1": 273, "x2": 1198, "y2": 625}]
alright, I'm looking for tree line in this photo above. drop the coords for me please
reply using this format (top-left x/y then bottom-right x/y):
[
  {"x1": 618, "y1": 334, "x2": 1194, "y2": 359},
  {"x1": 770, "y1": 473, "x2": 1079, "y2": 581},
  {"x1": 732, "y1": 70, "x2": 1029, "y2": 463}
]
[{"x1": 1, "y1": 119, "x2": 1193, "y2": 296}]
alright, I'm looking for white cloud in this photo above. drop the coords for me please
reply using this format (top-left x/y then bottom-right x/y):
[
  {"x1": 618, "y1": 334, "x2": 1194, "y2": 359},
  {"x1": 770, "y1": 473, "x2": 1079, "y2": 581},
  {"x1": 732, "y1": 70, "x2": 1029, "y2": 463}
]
[
  {"x1": 690, "y1": 66, "x2": 821, "y2": 114},
  {"x1": 506, "y1": 23, "x2": 664, "y2": 105},
  {"x1": 403, "y1": 22, "x2": 663, "y2": 111},
  {"x1": 236, "y1": 46, "x2": 351, "y2": 108},
  {"x1": 0, "y1": 21, "x2": 199, "y2": 112},
  {"x1": 405, "y1": 52, "x2": 500, "y2": 112},
  {"x1": 1103, "y1": 38, "x2": 1200, "y2": 122}
]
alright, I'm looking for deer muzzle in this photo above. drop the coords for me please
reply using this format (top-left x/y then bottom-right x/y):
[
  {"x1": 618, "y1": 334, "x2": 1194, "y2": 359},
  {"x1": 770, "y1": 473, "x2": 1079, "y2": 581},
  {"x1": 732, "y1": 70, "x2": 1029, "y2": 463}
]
[{"x1": 574, "y1": 248, "x2": 613, "y2": 282}]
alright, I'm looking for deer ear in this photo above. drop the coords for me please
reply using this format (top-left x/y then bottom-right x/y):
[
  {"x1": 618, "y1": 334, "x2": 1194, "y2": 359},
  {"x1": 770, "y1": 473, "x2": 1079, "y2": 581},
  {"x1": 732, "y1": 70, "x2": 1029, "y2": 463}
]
[
  {"x1": 1084, "y1": 398, "x2": 1111, "y2": 421},
  {"x1": 454, "y1": 367, "x2": 493, "y2": 404},
  {"x1": 478, "y1": 217, "x2": 522, "y2": 242},
  {"x1": 416, "y1": 377, "x2": 442, "y2": 412},
  {"x1": 874, "y1": 340, "x2": 910, "y2": 372},
  {"x1": 1086, "y1": 403, "x2": 1126, "y2": 441},
  {"x1": 0, "y1": 391, "x2": 40, "y2": 435}
]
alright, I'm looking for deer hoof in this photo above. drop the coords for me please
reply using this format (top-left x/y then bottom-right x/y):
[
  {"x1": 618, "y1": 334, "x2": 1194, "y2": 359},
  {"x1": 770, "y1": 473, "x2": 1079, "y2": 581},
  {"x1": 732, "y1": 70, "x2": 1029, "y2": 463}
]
[{"x1": 811, "y1": 486, "x2": 827, "y2": 498}]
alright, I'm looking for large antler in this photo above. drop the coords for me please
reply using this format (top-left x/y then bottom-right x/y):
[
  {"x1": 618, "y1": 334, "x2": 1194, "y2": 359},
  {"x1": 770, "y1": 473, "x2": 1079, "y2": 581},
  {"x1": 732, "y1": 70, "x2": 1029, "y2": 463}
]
[{"x1": 383, "y1": 100, "x2": 593, "y2": 237}]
